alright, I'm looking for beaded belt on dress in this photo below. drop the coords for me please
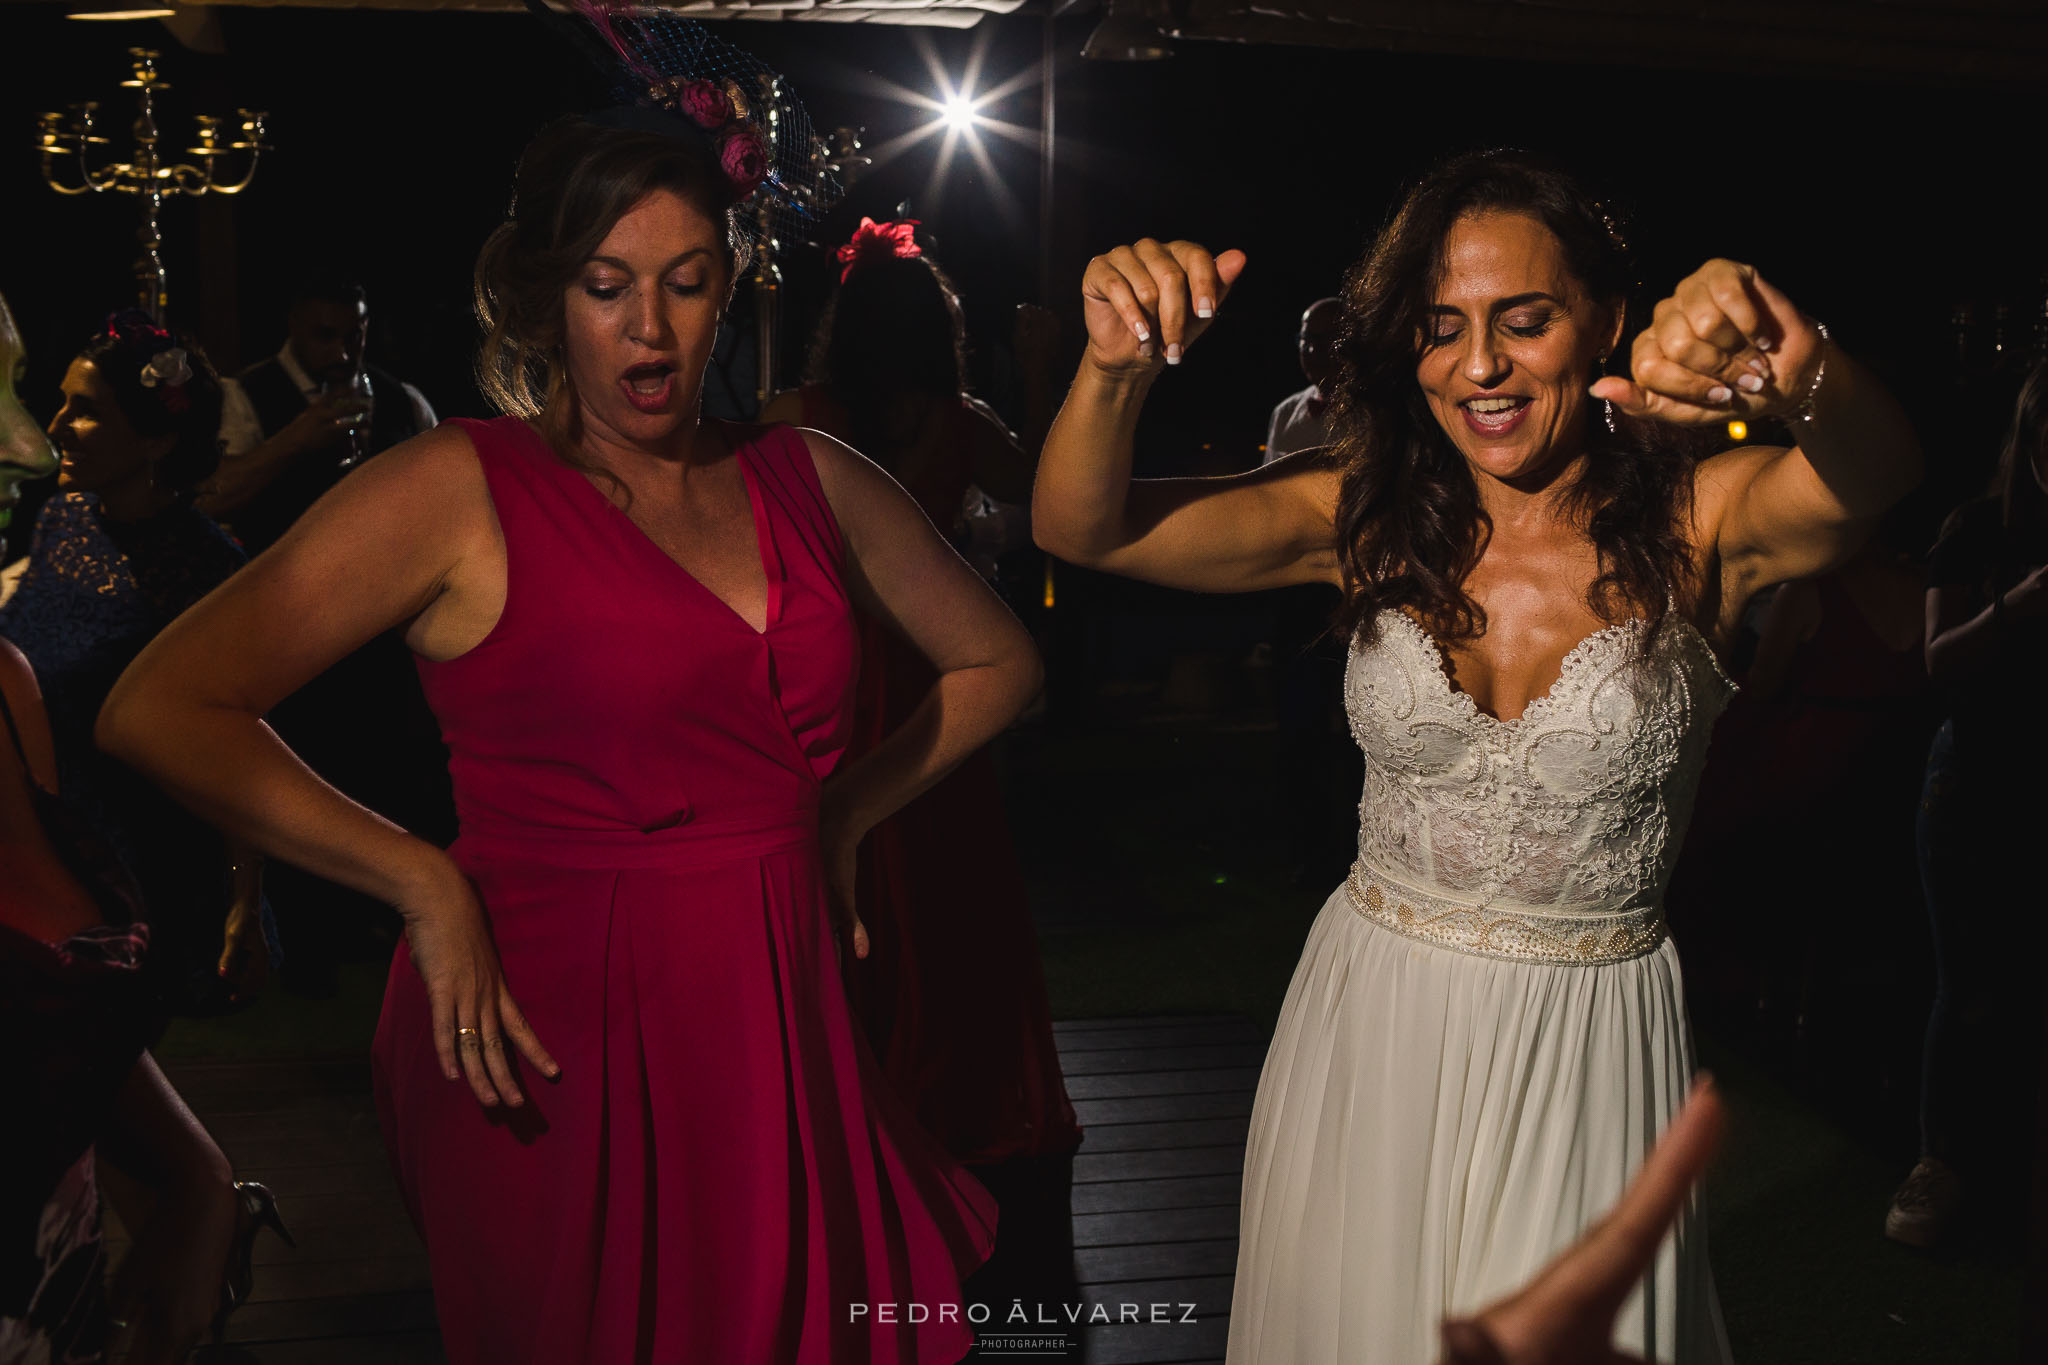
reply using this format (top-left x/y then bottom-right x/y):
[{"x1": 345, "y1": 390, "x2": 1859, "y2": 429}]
[{"x1": 1343, "y1": 861, "x2": 1666, "y2": 966}]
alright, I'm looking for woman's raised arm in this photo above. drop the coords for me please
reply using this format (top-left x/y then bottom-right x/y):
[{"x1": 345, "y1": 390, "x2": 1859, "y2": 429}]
[
  {"x1": 1594, "y1": 259, "x2": 1923, "y2": 609},
  {"x1": 1033, "y1": 239, "x2": 1341, "y2": 595}
]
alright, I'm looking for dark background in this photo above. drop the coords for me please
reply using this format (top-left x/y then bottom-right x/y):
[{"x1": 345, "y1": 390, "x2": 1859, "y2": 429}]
[{"x1": 8, "y1": 5, "x2": 2043, "y2": 514}]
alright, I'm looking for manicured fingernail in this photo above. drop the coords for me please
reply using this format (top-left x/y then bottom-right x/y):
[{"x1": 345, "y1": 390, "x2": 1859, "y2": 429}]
[
  {"x1": 1736, "y1": 373, "x2": 1763, "y2": 393},
  {"x1": 1165, "y1": 343, "x2": 1182, "y2": 365},
  {"x1": 1745, "y1": 357, "x2": 1767, "y2": 376},
  {"x1": 1754, "y1": 336, "x2": 1772, "y2": 352},
  {"x1": 1196, "y1": 298, "x2": 1215, "y2": 319},
  {"x1": 1707, "y1": 385, "x2": 1732, "y2": 403},
  {"x1": 1138, "y1": 342, "x2": 1153, "y2": 360},
  {"x1": 1133, "y1": 322, "x2": 1151, "y2": 342}
]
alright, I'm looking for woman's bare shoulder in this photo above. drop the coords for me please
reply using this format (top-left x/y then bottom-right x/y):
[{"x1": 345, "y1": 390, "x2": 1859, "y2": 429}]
[{"x1": 0, "y1": 637, "x2": 38, "y2": 719}]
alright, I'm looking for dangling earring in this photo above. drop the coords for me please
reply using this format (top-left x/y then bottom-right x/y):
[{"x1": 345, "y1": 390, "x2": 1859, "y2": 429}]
[{"x1": 1593, "y1": 353, "x2": 1618, "y2": 436}]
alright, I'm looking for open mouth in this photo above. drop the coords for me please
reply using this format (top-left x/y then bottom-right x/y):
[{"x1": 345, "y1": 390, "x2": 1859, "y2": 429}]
[
  {"x1": 1459, "y1": 394, "x2": 1531, "y2": 437},
  {"x1": 620, "y1": 362, "x2": 676, "y2": 414}
]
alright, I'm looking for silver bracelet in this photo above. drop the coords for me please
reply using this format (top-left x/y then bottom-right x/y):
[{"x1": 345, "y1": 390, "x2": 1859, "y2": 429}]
[{"x1": 1792, "y1": 320, "x2": 1830, "y2": 424}]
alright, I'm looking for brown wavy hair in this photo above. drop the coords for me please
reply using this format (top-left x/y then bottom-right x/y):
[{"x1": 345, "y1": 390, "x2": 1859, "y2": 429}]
[
  {"x1": 473, "y1": 116, "x2": 752, "y2": 447},
  {"x1": 1328, "y1": 149, "x2": 1706, "y2": 647}
]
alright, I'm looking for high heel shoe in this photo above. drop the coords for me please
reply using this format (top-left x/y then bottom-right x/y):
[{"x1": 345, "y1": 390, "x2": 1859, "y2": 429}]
[{"x1": 210, "y1": 1180, "x2": 296, "y2": 1344}]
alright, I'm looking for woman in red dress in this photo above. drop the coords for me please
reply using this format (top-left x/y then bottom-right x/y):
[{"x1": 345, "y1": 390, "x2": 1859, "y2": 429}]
[
  {"x1": 762, "y1": 225, "x2": 1079, "y2": 1168},
  {"x1": 99, "y1": 106, "x2": 1037, "y2": 1363}
]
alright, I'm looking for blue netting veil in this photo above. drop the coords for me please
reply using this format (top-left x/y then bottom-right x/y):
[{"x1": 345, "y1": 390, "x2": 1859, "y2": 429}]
[{"x1": 523, "y1": 0, "x2": 844, "y2": 248}]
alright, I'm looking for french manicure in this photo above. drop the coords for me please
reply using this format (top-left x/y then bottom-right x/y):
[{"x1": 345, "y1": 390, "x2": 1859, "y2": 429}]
[
  {"x1": 1736, "y1": 373, "x2": 1763, "y2": 393},
  {"x1": 1754, "y1": 336, "x2": 1773, "y2": 352},
  {"x1": 1196, "y1": 298, "x2": 1215, "y2": 319},
  {"x1": 1745, "y1": 357, "x2": 1768, "y2": 377},
  {"x1": 1138, "y1": 342, "x2": 1153, "y2": 360},
  {"x1": 1707, "y1": 385, "x2": 1733, "y2": 404},
  {"x1": 1133, "y1": 322, "x2": 1151, "y2": 342},
  {"x1": 1165, "y1": 343, "x2": 1183, "y2": 365}
]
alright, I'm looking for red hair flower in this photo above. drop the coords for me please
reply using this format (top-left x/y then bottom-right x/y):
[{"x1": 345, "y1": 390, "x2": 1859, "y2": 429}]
[
  {"x1": 835, "y1": 218, "x2": 922, "y2": 283},
  {"x1": 719, "y1": 123, "x2": 770, "y2": 198},
  {"x1": 677, "y1": 78, "x2": 734, "y2": 131}
]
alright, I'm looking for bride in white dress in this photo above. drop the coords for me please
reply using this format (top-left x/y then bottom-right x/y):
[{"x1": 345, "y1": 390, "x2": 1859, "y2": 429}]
[{"x1": 1032, "y1": 151, "x2": 1922, "y2": 1364}]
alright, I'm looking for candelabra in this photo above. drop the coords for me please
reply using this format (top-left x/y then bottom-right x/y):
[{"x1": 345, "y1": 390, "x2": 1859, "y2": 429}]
[{"x1": 38, "y1": 47, "x2": 267, "y2": 323}]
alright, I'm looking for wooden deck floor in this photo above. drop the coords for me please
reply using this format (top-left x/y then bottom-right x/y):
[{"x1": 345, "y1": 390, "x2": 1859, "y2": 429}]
[{"x1": 159, "y1": 1013, "x2": 1262, "y2": 1364}]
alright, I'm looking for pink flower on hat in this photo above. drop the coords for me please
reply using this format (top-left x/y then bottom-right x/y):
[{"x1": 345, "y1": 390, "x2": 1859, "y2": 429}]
[
  {"x1": 720, "y1": 124, "x2": 769, "y2": 198},
  {"x1": 677, "y1": 79, "x2": 733, "y2": 131}
]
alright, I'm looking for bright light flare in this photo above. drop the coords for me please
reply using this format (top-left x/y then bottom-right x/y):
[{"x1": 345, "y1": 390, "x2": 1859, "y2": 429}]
[
  {"x1": 941, "y1": 94, "x2": 979, "y2": 133},
  {"x1": 829, "y1": 29, "x2": 1047, "y2": 216},
  {"x1": 1726, "y1": 419, "x2": 1748, "y2": 441}
]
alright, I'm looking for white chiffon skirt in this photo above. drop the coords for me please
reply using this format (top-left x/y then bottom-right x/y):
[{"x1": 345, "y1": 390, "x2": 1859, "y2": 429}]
[{"x1": 1227, "y1": 885, "x2": 1732, "y2": 1364}]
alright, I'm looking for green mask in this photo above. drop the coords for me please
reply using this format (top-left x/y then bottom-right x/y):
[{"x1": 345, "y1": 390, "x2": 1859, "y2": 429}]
[{"x1": 0, "y1": 293, "x2": 61, "y2": 531}]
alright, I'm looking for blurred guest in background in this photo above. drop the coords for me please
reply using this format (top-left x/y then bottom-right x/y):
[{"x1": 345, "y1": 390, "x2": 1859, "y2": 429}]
[
  {"x1": 762, "y1": 218, "x2": 1079, "y2": 1325},
  {"x1": 0, "y1": 297, "x2": 280, "y2": 1365},
  {"x1": 1888, "y1": 359, "x2": 2048, "y2": 1248},
  {"x1": 1671, "y1": 511, "x2": 1932, "y2": 1037},
  {"x1": 203, "y1": 272, "x2": 435, "y2": 555},
  {"x1": 0, "y1": 311, "x2": 265, "y2": 1012},
  {"x1": 1258, "y1": 294, "x2": 1355, "y2": 885},
  {"x1": 761, "y1": 217, "x2": 1079, "y2": 1166},
  {"x1": 1260, "y1": 295, "x2": 1341, "y2": 466}
]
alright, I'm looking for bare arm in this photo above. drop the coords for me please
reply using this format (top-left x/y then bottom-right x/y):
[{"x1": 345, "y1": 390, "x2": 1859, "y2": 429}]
[
  {"x1": 1713, "y1": 343, "x2": 1922, "y2": 595},
  {"x1": 1595, "y1": 261, "x2": 1922, "y2": 614},
  {"x1": 1924, "y1": 569, "x2": 2048, "y2": 684},
  {"x1": 1033, "y1": 238, "x2": 1340, "y2": 594},
  {"x1": 99, "y1": 425, "x2": 557, "y2": 1106},
  {"x1": 1741, "y1": 579, "x2": 1821, "y2": 701},
  {"x1": 195, "y1": 388, "x2": 360, "y2": 520},
  {"x1": 806, "y1": 428, "x2": 1042, "y2": 956},
  {"x1": 1440, "y1": 1077, "x2": 1728, "y2": 1365},
  {"x1": 963, "y1": 397, "x2": 1036, "y2": 505}
]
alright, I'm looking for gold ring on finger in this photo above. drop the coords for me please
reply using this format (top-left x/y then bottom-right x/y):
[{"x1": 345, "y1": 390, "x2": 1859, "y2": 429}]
[{"x1": 457, "y1": 1027, "x2": 482, "y2": 1046}]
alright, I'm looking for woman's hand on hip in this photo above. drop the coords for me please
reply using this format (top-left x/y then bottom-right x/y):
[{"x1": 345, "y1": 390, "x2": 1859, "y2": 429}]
[
  {"x1": 1082, "y1": 239, "x2": 1247, "y2": 376},
  {"x1": 818, "y1": 797, "x2": 870, "y2": 962},
  {"x1": 1594, "y1": 259, "x2": 1824, "y2": 425},
  {"x1": 399, "y1": 857, "x2": 559, "y2": 1107}
]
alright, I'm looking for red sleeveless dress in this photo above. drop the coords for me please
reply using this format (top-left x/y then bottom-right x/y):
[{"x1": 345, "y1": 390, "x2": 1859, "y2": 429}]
[{"x1": 369, "y1": 417, "x2": 995, "y2": 1365}]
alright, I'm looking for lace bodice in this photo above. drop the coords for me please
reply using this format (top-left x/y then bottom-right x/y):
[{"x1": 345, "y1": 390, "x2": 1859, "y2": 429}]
[{"x1": 1343, "y1": 608, "x2": 1734, "y2": 960}]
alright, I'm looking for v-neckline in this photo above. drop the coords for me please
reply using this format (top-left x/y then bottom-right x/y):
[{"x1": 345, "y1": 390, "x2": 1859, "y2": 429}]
[
  {"x1": 556, "y1": 422, "x2": 780, "y2": 638},
  {"x1": 1383, "y1": 608, "x2": 1645, "y2": 729}
]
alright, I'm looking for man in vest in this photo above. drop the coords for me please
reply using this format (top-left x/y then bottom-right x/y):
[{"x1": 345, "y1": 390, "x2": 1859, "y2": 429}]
[{"x1": 205, "y1": 274, "x2": 435, "y2": 552}]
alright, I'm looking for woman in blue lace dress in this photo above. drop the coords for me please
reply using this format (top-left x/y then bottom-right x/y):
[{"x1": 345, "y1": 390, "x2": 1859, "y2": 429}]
[{"x1": 0, "y1": 312, "x2": 262, "y2": 1012}]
